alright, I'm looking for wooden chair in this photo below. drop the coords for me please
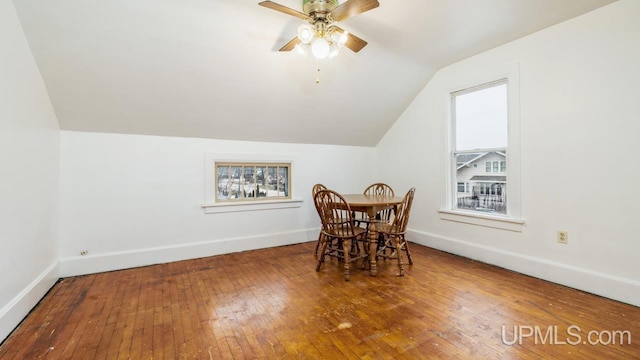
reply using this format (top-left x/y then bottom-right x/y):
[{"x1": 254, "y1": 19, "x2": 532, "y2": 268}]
[
  {"x1": 353, "y1": 183, "x2": 396, "y2": 254},
  {"x1": 363, "y1": 183, "x2": 395, "y2": 223},
  {"x1": 314, "y1": 189, "x2": 369, "y2": 281},
  {"x1": 312, "y1": 184, "x2": 328, "y2": 257},
  {"x1": 376, "y1": 187, "x2": 416, "y2": 276},
  {"x1": 354, "y1": 183, "x2": 396, "y2": 227}
]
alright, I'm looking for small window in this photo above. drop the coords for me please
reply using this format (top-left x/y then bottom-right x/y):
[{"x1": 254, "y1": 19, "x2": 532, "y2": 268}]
[
  {"x1": 457, "y1": 182, "x2": 469, "y2": 193},
  {"x1": 216, "y1": 162, "x2": 291, "y2": 202}
]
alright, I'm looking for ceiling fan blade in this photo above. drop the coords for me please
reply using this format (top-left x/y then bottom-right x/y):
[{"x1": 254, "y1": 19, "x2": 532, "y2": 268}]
[
  {"x1": 333, "y1": 26, "x2": 368, "y2": 53},
  {"x1": 344, "y1": 32, "x2": 368, "y2": 53},
  {"x1": 330, "y1": 0, "x2": 379, "y2": 22},
  {"x1": 279, "y1": 37, "x2": 300, "y2": 52},
  {"x1": 259, "y1": 1, "x2": 311, "y2": 21}
]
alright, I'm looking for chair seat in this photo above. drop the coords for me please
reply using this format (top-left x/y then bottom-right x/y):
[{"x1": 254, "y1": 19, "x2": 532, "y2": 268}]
[
  {"x1": 326, "y1": 226, "x2": 367, "y2": 238},
  {"x1": 376, "y1": 223, "x2": 404, "y2": 235},
  {"x1": 356, "y1": 217, "x2": 388, "y2": 224}
]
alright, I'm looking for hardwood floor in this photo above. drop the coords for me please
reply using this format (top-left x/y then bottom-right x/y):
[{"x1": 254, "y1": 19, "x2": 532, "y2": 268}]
[{"x1": 1, "y1": 242, "x2": 638, "y2": 359}]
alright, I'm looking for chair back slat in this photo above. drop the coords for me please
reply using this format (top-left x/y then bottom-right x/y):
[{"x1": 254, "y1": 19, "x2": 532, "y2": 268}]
[
  {"x1": 363, "y1": 183, "x2": 395, "y2": 197},
  {"x1": 312, "y1": 184, "x2": 328, "y2": 220},
  {"x1": 312, "y1": 183, "x2": 327, "y2": 197}
]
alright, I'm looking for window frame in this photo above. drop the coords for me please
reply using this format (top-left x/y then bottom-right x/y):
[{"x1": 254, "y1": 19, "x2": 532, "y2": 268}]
[{"x1": 439, "y1": 64, "x2": 523, "y2": 232}]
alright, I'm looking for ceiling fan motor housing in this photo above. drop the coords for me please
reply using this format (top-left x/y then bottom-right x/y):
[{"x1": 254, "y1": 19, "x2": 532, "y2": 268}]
[{"x1": 303, "y1": 0, "x2": 338, "y2": 16}]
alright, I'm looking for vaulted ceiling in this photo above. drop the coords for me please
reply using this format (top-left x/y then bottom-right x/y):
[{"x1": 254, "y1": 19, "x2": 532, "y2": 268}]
[{"x1": 13, "y1": 0, "x2": 615, "y2": 146}]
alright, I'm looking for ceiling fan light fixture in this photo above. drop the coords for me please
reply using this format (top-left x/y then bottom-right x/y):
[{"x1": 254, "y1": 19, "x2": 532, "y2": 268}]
[
  {"x1": 260, "y1": 0, "x2": 380, "y2": 60},
  {"x1": 297, "y1": 24, "x2": 314, "y2": 44},
  {"x1": 311, "y1": 37, "x2": 330, "y2": 59}
]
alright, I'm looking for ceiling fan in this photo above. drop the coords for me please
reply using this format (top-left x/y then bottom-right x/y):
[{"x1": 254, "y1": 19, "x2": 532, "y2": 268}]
[{"x1": 259, "y1": 0, "x2": 380, "y2": 59}]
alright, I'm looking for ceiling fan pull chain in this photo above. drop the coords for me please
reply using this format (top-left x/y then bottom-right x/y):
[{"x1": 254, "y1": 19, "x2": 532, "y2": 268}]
[{"x1": 315, "y1": 57, "x2": 321, "y2": 84}]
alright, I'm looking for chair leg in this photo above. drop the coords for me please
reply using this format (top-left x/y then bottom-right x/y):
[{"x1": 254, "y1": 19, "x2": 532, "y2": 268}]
[
  {"x1": 314, "y1": 232, "x2": 323, "y2": 258},
  {"x1": 382, "y1": 232, "x2": 391, "y2": 258},
  {"x1": 393, "y1": 236, "x2": 405, "y2": 277},
  {"x1": 350, "y1": 239, "x2": 360, "y2": 255},
  {"x1": 360, "y1": 238, "x2": 371, "y2": 270},
  {"x1": 343, "y1": 239, "x2": 351, "y2": 281},
  {"x1": 316, "y1": 236, "x2": 329, "y2": 272},
  {"x1": 401, "y1": 236, "x2": 413, "y2": 265}
]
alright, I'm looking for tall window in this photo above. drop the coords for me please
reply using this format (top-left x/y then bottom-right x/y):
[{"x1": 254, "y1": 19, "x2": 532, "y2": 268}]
[
  {"x1": 215, "y1": 162, "x2": 290, "y2": 202},
  {"x1": 451, "y1": 80, "x2": 508, "y2": 215}
]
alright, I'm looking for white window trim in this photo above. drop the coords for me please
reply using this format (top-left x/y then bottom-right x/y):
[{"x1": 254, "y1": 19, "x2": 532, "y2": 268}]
[
  {"x1": 438, "y1": 209, "x2": 524, "y2": 232},
  {"x1": 440, "y1": 62, "x2": 523, "y2": 231},
  {"x1": 202, "y1": 153, "x2": 303, "y2": 214},
  {"x1": 202, "y1": 199, "x2": 303, "y2": 214}
]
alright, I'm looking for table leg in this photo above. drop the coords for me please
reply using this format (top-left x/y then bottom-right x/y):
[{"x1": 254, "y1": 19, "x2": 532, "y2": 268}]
[
  {"x1": 343, "y1": 239, "x2": 351, "y2": 281},
  {"x1": 368, "y1": 215, "x2": 378, "y2": 276}
]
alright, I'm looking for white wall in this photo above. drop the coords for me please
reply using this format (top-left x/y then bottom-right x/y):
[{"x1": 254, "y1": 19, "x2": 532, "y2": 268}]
[
  {"x1": 59, "y1": 131, "x2": 375, "y2": 276},
  {"x1": 0, "y1": 0, "x2": 61, "y2": 342},
  {"x1": 376, "y1": 0, "x2": 640, "y2": 306}
]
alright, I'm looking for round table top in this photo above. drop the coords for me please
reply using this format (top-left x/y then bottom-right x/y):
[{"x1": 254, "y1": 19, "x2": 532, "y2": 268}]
[{"x1": 341, "y1": 194, "x2": 403, "y2": 207}]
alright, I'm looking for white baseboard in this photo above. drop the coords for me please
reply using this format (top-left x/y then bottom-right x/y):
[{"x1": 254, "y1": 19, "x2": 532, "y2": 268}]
[
  {"x1": 0, "y1": 261, "x2": 60, "y2": 343},
  {"x1": 60, "y1": 228, "x2": 318, "y2": 278},
  {"x1": 407, "y1": 228, "x2": 640, "y2": 307}
]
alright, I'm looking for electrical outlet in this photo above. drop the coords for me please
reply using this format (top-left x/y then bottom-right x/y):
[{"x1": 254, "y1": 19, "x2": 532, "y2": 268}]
[{"x1": 557, "y1": 231, "x2": 568, "y2": 244}]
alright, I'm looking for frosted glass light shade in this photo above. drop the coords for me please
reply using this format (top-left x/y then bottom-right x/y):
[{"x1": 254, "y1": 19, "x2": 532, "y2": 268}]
[
  {"x1": 311, "y1": 38, "x2": 330, "y2": 59},
  {"x1": 297, "y1": 24, "x2": 314, "y2": 44}
]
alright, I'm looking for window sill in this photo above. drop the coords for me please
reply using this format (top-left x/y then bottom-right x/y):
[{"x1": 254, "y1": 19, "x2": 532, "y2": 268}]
[
  {"x1": 438, "y1": 209, "x2": 524, "y2": 232},
  {"x1": 202, "y1": 198, "x2": 303, "y2": 214}
]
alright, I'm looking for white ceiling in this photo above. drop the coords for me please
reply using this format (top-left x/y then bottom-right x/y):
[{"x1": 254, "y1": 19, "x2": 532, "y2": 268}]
[{"x1": 13, "y1": 0, "x2": 615, "y2": 146}]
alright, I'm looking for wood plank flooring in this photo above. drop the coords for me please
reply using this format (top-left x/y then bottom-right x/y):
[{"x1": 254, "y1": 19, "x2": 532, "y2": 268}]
[{"x1": 1, "y1": 242, "x2": 638, "y2": 359}]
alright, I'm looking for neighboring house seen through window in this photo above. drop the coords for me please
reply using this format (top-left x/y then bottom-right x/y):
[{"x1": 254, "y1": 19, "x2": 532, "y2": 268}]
[
  {"x1": 451, "y1": 80, "x2": 508, "y2": 215},
  {"x1": 215, "y1": 162, "x2": 291, "y2": 202}
]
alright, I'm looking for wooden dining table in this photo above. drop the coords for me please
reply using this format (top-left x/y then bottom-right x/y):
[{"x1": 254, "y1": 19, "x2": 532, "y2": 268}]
[{"x1": 341, "y1": 194, "x2": 404, "y2": 276}]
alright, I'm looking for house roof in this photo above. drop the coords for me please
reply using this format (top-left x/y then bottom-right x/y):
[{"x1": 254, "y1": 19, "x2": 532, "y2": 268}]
[
  {"x1": 456, "y1": 153, "x2": 484, "y2": 164},
  {"x1": 456, "y1": 152, "x2": 488, "y2": 170},
  {"x1": 12, "y1": 0, "x2": 616, "y2": 146}
]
